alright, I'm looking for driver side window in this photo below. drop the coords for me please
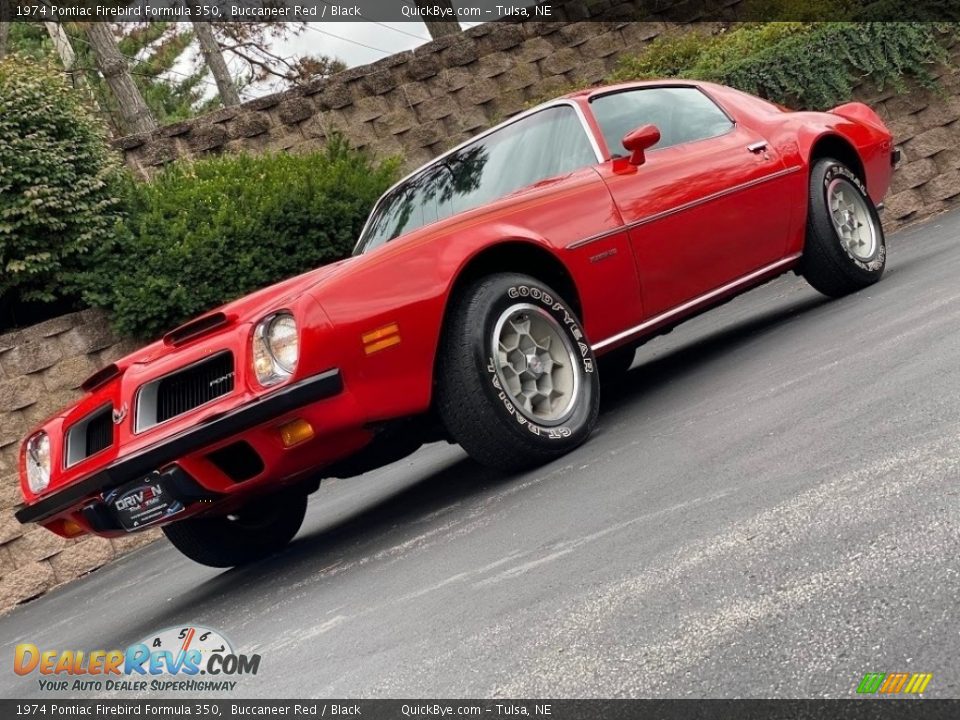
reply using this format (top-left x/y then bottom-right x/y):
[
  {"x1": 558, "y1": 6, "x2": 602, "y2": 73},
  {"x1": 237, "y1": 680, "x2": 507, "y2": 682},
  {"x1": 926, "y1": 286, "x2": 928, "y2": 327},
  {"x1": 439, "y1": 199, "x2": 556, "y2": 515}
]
[{"x1": 590, "y1": 87, "x2": 733, "y2": 157}]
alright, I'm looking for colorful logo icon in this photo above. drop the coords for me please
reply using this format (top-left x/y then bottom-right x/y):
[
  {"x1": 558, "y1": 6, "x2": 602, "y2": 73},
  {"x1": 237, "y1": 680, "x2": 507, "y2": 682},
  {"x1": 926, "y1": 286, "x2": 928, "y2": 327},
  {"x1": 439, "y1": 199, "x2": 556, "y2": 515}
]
[{"x1": 856, "y1": 672, "x2": 932, "y2": 695}]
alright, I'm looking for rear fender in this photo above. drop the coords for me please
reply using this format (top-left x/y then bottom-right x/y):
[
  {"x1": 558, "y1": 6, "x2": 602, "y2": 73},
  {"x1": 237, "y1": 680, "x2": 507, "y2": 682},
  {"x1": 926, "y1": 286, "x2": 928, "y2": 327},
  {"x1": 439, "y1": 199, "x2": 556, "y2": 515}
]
[
  {"x1": 829, "y1": 102, "x2": 888, "y2": 133},
  {"x1": 794, "y1": 110, "x2": 894, "y2": 207}
]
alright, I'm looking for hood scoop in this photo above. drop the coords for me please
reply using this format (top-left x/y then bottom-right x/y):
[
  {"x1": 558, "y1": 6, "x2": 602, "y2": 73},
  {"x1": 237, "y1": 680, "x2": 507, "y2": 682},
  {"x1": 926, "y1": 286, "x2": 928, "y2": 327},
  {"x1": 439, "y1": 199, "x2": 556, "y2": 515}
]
[
  {"x1": 81, "y1": 363, "x2": 122, "y2": 393},
  {"x1": 163, "y1": 312, "x2": 231, "y2": 347}
]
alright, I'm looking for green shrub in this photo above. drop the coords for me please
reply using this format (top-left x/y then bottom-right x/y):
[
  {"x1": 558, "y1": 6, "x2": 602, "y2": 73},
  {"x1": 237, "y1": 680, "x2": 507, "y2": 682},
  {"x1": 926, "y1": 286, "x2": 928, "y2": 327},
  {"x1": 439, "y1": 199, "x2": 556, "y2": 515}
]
[
  {"x1": 609, "y1": 21, "x2": 953, "y2": 109},
  {"x1": 79, "y1": 139, "x2": 400, "y2": 339},
  {"x1": 713, "y1": 23, "x2": 952, "y2": 109},
  {"x1": 609, "y1": 30, "x2": 709, "y2": 81},
  {"x1": 691, "y1": 23, "x2": 813, "y2": 73},
  {"x1": 0, "y1": 56, "x2": 122, "y2": 307},
  {"x1": 609, "y1": 23, "x2": 813, "y2": 83}
]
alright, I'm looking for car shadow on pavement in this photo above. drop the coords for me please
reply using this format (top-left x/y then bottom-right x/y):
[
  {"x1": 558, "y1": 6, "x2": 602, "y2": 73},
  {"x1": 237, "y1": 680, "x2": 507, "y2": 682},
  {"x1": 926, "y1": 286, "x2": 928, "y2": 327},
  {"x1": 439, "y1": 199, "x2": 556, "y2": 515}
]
[
  {"x1": 598, "y1": 293, "x2": 830, "y2": 414},
  {"x1": 116, "y1": 453, "x2": 502, "y2": 624},
  {"x1": 118, "y1": 291, "x2": 834, "y2": 628}
]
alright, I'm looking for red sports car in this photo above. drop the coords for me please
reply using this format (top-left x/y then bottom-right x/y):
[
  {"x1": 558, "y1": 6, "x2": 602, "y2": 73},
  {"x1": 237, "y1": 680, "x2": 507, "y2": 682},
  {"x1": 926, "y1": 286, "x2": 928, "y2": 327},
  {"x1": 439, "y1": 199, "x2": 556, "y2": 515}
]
[{"x1": 16, "y1": 81, "x2": 895, "y2": 567}]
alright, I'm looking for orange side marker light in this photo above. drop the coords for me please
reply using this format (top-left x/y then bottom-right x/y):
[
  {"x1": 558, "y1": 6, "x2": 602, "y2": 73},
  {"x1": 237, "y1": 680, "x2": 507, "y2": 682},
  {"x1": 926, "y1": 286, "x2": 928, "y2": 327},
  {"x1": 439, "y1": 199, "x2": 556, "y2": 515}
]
[
  {"x1": 279, "y1": 418, "x2": 315, "y2": 448},
  {"x1": 362, "y1": 323, "x2": 401, "y2": 355}
]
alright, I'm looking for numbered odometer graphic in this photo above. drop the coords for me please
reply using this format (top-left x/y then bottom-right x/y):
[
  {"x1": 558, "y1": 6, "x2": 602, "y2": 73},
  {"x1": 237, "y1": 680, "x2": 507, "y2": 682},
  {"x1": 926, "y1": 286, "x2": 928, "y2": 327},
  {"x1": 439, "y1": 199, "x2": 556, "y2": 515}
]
[
  {"x1": 133, "y1": 625, "x2": 256, "y2": 676},
  {"x1": 141, "y1": 626, "x2": 233, "y2": 667}
]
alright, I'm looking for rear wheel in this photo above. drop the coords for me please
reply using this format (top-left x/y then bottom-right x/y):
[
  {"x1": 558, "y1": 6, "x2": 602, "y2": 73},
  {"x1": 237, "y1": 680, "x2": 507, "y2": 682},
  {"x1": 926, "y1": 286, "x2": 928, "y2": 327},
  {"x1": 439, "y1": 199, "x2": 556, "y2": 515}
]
[
  {"x1": 436, "y1": 273, "x2": 599, "y2": 472},
  {"x1": 801, "y1": 158, "x2": 886, "y2": 297},
  {"x1": 162, "y1": 490, "x2": 307, "y2": 568}
]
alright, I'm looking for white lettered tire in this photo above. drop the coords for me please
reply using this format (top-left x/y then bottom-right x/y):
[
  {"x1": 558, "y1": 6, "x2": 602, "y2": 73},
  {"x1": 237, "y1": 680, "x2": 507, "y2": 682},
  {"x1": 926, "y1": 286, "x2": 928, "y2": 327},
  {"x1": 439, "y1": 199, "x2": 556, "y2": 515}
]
[
  {"x1": 437, "y1": 273, "x2": 599, "y2": 472},
  {"x1": 801, "y1": 158, "x2": 886, "y2": 297}
]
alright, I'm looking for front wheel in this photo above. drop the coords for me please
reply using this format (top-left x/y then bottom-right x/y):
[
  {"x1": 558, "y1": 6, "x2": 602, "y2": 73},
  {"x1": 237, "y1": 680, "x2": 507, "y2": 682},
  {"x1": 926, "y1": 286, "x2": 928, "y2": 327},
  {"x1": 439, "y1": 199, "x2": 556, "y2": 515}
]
[
  {"x1": 162, "y1": 490, "x2": 307, "y2": 567},
  {"x1": 436, "y1": 273, "x2": 599, "y2": 472},
  {"x1": 801, "y1": 158, "x2": 886, "y2": 298}
]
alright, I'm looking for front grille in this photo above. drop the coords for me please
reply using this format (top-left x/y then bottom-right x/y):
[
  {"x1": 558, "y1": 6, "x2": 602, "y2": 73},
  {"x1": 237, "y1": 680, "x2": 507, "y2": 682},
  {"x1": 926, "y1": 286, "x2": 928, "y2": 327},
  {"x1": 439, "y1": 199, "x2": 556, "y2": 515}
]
[
  {"x1": 65, "y1": 405, "x2": 114, "y2": 467},
  {"x1": 155, "y1": 353, "x2": 235, "y2": 424},
  {"x1": 85, "y1": 409, "x2": 113, "y2": 457},
  {"x1": 136, "y1": 352, "x2": 235, "y2": 432}
]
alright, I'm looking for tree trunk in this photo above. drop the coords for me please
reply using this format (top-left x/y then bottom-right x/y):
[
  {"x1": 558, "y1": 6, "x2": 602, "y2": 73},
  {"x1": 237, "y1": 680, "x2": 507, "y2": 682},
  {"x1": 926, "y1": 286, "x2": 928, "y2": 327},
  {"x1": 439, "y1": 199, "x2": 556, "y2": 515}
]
[
  {"x1": 84, "y1": 23, "x2": 157, "y2": 135},
  {"x1": 44, "y1": 22, "x2": 84, "y2": 87},
  {"x1": 417, "y1": 0, "x2": 462, "y2": 38},
  {"x1": 192, "y1": 20, "x2": 240, "y2": 107}
]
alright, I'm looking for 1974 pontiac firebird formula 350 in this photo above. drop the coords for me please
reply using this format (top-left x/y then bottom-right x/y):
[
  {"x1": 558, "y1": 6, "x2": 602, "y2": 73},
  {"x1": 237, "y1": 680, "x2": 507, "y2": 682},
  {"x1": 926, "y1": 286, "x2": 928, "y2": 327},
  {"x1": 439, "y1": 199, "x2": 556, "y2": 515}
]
[{"x1": 16, "y1": 81, "x2": 896, "y2": 567}]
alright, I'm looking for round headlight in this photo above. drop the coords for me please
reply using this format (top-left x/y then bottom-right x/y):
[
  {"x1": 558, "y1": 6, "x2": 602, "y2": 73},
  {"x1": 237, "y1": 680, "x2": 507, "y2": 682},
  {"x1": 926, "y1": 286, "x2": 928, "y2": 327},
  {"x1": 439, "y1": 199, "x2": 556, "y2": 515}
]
[
  {"x1": 25, "y1": 432, "x2": 51, "y2": 494},
  {"x1": 252, "y1": 313, "x2": 299, "y2": 386},
  {"x1": 267, "y1": 315, "x2": 299, "y2": 373}
]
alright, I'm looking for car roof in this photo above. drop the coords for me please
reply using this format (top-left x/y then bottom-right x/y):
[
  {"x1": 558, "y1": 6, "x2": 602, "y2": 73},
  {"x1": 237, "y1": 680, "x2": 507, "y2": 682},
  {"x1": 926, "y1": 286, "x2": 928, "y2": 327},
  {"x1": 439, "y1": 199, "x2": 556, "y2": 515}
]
[
  {"x1": 564, "y1": 78, "x2": 707, "y2": 101},
  {"x1": 356, "y1": 78, "x2": 718, "y2": 252}
]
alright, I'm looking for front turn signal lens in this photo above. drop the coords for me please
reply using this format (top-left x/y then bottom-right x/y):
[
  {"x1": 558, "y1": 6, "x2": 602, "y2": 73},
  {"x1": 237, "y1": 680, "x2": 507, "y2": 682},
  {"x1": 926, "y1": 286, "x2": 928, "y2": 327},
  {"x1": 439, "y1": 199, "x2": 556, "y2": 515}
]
[
  {"x1": 61, "y1": 520, "x2": 86, "y2": 538},
  {"x1": 279, "y1": 418, "x2": 314, "y2": 448}
]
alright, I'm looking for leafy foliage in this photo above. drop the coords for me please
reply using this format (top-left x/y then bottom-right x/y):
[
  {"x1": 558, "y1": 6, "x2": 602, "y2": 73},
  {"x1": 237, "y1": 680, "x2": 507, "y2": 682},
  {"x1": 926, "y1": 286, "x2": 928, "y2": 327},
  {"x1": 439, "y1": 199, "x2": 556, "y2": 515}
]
[
  {"x1": 609, "y1": 24, "x2": 814, "y2": 83},
  {"x1": 77, "y1": 139, "x2": 400, "y2": 339},
  {"x1": 610, "y1": 22, "x2": 954, "y2": 110},
  {"x1": 0, "y1": 56, "x2": 122, "y2": 307},
  {"x1": 609, "y1": 30, "x2": 710, "y2": 81},
  {"x1": 714, "y1": 23, "x2": 953, "y2": 109},
  {"x1": 2, "y1": 22, "x2": 51, "y2": 62},
  {"x1": 2, "y1": 22, "x2": 346, "y2": 131}
]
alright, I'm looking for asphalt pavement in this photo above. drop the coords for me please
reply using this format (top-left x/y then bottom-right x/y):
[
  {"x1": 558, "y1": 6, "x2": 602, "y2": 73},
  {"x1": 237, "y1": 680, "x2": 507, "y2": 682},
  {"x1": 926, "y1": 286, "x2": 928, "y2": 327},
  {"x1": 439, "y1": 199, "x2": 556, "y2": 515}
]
[{"x1": 2, "y1": 208, "x2": 959, "y2": 699}]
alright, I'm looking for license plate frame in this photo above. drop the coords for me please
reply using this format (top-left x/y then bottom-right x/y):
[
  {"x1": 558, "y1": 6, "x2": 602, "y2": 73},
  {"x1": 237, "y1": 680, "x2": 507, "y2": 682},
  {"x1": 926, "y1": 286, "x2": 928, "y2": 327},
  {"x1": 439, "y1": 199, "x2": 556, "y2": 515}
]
[{"x1": 104, "y1": 470, "x2": 186, "y2": 531}]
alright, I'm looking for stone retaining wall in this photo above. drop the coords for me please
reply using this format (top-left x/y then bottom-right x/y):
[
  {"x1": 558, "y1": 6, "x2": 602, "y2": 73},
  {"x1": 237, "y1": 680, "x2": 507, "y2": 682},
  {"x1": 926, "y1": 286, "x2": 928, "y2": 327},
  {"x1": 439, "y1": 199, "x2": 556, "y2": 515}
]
[
  {"x1": 117, "y1": 18, "x2": 727, "y2": 176},
  {"x1": 875, "y1": 51, "x2": 960, "y2": 228},
  {"x1": 0, "y1": 311, "x2": 156, "y2": 612}
]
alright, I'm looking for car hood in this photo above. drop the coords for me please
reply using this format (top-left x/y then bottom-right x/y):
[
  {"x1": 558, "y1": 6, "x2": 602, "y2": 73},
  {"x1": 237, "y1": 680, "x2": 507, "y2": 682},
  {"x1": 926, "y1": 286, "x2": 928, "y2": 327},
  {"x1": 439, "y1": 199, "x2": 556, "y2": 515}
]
[
  {"x1": 83, "y1": 257, "x2": 359, "y2": 381},
  {"x1": 214, "y1": 256, "x2": 355, "y2": 321}
]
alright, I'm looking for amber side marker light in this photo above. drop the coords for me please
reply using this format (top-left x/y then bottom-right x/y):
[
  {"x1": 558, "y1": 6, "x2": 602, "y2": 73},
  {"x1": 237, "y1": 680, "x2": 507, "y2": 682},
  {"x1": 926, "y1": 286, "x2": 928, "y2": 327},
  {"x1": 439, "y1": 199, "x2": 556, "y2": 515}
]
[
  {"x1": 363, "y1": 322, "x2": 401, "y2": 355},
  {"x1": 53, "y1": 519, "x2": 86, "y2": 538},
  {"x1": 279, "y1": 418, "x2": 315, "y2": 448}
]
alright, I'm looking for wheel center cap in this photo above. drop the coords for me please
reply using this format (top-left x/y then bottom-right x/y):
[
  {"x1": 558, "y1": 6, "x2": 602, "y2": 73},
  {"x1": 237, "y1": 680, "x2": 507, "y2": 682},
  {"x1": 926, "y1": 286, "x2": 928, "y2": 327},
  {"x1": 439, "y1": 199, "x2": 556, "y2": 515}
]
[{"x1": 526, "y1": 354, "x2": 545, "y2": 376}]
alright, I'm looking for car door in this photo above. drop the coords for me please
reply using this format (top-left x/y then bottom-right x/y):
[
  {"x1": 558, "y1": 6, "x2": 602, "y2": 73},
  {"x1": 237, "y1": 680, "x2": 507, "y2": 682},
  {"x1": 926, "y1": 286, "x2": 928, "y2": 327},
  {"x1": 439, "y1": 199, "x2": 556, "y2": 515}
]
[
  {"x1": 588, "y1": 86, "x2": 796, "y2": 317},
  {"x1": 355, "y1": 103, "x2": 646, "y2": 355}
]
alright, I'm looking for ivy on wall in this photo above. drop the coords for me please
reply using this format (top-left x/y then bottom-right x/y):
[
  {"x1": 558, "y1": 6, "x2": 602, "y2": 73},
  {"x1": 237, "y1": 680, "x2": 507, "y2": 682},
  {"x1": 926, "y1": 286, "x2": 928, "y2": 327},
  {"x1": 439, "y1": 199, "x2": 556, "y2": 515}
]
[{"x1": 610, "y1": 22, "x2": 955, "y2": 110}]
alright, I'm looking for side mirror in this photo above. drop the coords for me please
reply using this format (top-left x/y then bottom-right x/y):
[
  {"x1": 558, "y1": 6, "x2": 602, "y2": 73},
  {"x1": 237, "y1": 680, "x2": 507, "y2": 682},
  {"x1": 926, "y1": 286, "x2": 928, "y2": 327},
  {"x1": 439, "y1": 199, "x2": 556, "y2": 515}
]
[{"x1": 622, "y1": 124, "x2": 661, "y2": 166}]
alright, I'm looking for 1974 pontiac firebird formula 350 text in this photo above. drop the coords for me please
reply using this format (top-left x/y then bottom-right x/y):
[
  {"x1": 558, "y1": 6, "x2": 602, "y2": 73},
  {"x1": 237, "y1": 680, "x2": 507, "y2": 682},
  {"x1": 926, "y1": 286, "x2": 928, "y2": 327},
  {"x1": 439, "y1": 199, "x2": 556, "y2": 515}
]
[{"x1": 16, "y1": 80, "x2": 896, "y2": 567}]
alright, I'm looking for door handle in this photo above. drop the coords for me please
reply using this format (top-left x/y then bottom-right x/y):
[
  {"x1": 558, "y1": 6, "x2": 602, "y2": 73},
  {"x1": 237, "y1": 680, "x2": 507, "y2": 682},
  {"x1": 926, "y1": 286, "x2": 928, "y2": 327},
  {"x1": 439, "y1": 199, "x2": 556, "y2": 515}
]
[{"x1": 747, "y1": 141, "x2": 768, "y2": 154}]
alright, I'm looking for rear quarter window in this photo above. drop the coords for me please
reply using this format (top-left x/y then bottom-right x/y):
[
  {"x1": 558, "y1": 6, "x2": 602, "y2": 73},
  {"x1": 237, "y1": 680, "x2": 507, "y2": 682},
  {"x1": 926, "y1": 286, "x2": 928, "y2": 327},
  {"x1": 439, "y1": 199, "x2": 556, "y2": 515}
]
[{"x1": 590, "y1": 87, "x2": 734, "y2": 156}]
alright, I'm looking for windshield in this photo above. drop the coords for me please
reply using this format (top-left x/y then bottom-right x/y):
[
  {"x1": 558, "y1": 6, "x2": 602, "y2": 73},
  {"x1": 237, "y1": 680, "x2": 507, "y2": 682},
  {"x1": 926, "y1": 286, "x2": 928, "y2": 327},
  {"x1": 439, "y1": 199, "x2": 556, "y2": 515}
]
[{"x1": 356, "y1": 105, "x2": 596, "y2": 254}]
